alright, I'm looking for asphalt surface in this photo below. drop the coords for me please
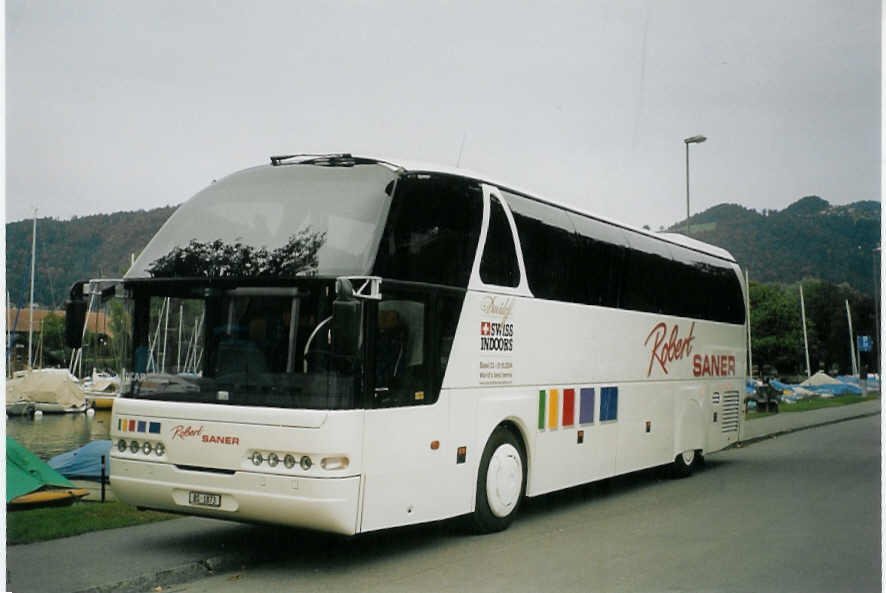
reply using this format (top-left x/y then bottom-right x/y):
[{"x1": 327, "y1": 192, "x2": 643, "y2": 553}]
[{"x1": 8, "y1": 412, "x2": 881, "y2": 593}]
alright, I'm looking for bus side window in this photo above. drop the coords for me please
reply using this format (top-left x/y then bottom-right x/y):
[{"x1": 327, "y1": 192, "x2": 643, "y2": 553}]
[
  {"x1": 479, "y1": 196, "x2": 520, "y2": 287},
  {"x1": 374, "y1": 298, "x2": 429, "y2": 407},
  {"x1": 501, "y1": 190, "x2": 581, "y2": 303}
]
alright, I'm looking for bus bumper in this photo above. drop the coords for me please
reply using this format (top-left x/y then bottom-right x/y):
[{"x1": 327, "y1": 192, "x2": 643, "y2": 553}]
[{"x1": 110, "y1": 458, "x2": 361, "y2": 535}]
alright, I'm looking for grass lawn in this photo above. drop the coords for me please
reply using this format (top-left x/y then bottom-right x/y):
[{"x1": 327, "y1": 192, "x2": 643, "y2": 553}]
[
  {"x1": 747, "y1": 392, "x2": 880, "y2": 420},
  {"x1": 7, "y1": 500, "x2": 178, "y2": 545}
]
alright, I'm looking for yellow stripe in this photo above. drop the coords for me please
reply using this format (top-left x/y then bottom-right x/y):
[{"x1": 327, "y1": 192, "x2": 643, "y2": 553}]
[{"x1": 548, "y1": 389, "x2": 559, "y2": 429}]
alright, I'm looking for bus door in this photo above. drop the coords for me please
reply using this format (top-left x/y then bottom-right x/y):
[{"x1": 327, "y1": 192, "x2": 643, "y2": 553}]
[{"x1": 360, "y1": 288, "x2": 462, "y2": 531}]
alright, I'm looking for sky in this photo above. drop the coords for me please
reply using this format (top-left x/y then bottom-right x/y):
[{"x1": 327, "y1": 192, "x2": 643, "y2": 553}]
[{"x1": 4, "y1": 0, "x2": 881, "y2": 230}]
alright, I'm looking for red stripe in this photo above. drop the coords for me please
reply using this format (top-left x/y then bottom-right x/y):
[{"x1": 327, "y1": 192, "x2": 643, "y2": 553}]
[
  {"x1": 563, "y1": 388, "x2": 575, "y2": 426},
  {"x1": 129, "y1": 419, "x2": 136, "y2": 432}
]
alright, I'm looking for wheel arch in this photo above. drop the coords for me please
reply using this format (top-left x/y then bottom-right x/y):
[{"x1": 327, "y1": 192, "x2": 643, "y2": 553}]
[{"x1": 472, "y1": 416, "x2": 532, "y2": 510}]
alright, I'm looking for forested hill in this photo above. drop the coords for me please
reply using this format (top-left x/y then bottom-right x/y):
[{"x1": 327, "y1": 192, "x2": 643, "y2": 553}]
[
  {"x1": 6, "y1": 206, "x2": 177, "y2": 308},
  {"x1": 5, "y1": 195, "x2": 881, "y2": 308},
  {"x1": 669, "y1": 196, "x2": 880, "y2": 295}
]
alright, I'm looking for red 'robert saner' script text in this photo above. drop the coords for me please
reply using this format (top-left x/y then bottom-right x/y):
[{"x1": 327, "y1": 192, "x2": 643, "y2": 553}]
[{"x1": 645, "y1": 322, "x2": 695, "y2": 376}]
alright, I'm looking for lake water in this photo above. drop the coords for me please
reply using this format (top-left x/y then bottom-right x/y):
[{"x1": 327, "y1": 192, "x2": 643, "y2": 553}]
[{"x1": 6, "y1": 409, "x2": 112, "y2": 460}]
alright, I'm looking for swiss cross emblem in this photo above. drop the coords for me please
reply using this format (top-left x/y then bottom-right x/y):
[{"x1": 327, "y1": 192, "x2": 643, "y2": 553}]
[{"x1": 481, "y1": 321, "x2": 491, "y2": 335}]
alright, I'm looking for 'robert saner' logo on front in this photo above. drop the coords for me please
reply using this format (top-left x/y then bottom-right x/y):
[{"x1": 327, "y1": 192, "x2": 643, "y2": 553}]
[{"x1": 481, "y1": 321, "x2": 514, "y2": 351}]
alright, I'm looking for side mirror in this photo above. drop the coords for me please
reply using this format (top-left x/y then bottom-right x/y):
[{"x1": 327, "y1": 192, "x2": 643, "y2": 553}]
[
  {"x1": 332, "y1": 301, "x2": 361, "y2": 358},
  {"x1": 64, "y1": 281, "x2": 87, "y2": 349},
  {"x1": 332, "y1": 278, "x2": 360, "y2": 358},
  {"x1": 65, "y1": 299, "x2": 87, "y2": 349}
]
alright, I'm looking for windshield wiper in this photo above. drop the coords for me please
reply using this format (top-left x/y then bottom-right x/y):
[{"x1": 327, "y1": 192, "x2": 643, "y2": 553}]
[{"x1": 270, "y1": 153, "x2": 356, "y2": 167}]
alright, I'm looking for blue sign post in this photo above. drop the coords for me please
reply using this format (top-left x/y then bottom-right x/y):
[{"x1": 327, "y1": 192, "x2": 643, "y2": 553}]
[{"x1": 858, "y1": 335, "x2": 872, "y2": 353}]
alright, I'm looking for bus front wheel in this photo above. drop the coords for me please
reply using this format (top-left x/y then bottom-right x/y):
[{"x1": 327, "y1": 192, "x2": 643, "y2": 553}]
[
  {"x1": 472, "y1": 427, "x2": 526, "y2": 533},
  {"x1": 670, "y1": 449, "x2": 700, "y2": 478}
]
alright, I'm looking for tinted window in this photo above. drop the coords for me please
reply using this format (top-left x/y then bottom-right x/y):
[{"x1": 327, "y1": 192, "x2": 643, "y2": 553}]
[
  {"x1": 373, "y1": 295, "x2": 429, "y2": 407},
  {"x1": 568, "y1": 213, "x2": 627, "y2": 307},
  {"x1": 621, "y1": 231, "x2": 674, "y2": 314},
  {"x1": 502, "y1": 191, "x2": 580, "y2": 302},
  {"x1": 370, "y1": 285, "x2": 465, "y2": 408},
  {"x1": 437, "y1": 292, "x2": 463, "y2": 386},
  {"x1": 373, "y1": 174, "x2": 482, "y2": 287},
  {"x1": 480, "y1": 196, "x2": 520, "y2": 287},
  {"x1": 669, "y1": 247, "x2": 745, "y2": 323}
]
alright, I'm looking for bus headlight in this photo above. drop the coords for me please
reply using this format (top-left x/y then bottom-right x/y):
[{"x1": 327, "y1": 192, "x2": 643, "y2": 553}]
[
  {"x1": 129, "y1": 440, "x2": 140, "y2": 454},
  {"x1": 299, "y1": 455, "x2": 312, "y2": 470},
  {"x1": 155, "y1": 442, "x2": 165, "y2": 456},
  {"x1": 268, "y1": 453, "x2": 279, "y2": 467},
  {"x1": 252, "y1": 452, "x2": 264, "y2": 466},
  {"x1": 117, "y1": 439, "x2": 127, "y2": 452},
  {"x1": 142, "y1": 442, "x2": 153, "y2": 455},
  {"x1": 321, "y1": 456, "x2": 349, "y2": 470},
  {"x1": 284, "y1": 454, "x2": 296, "y2": 469}
]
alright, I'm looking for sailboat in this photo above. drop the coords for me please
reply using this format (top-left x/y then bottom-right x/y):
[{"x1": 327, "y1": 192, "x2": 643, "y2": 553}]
[{"x1": 6, "y1": 211, "x2": 87, "y2": 414}]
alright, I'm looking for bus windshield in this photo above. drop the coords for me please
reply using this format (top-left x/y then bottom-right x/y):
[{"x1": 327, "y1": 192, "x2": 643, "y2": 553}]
[{"x1": 122, "y1": 279, "x2": 362, "y2": 410}]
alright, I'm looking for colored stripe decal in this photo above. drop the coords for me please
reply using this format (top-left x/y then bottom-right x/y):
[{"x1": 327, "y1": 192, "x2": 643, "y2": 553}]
[
  {"x1": 562, "y1": 389, "x2": 575, "y2": 426},
  {"x1": 548, "y1": 389, "x2": 559, "y2": 429},
  {"x1": 149, "y1": 422, "x2": 161, "y2": 434},
  {"x1": 601, "y1": 386, "x2": 618, "y2": 421},
  {"x1": 580, "y1": 388, "x2": 595, "y2": 424},
  {"x1": 538, "y1": 391, "x2": 546, "y2": 430},
  {"x1": 128, "y1": 419, "x2": 136, "y2": 432},
  {"x1": 117, "y1": 418, "x2": 122, "y2": 431},
  {"x1": 137, "y1": 420, "x2": 147, "y2": 433}
]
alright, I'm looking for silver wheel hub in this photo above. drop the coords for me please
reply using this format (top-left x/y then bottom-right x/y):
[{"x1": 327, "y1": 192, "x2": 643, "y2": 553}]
[
  {"x1": 485, "y1": 443, "x2": 522, "y2": 518},
  {"x1": 681, "y1": 449, "x2": 695, "y2": 465}
]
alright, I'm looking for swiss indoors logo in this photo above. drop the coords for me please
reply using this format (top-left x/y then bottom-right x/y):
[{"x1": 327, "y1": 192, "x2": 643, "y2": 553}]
[{"x1": 480, "y1": 320, "x2": 513, "y2": 351}]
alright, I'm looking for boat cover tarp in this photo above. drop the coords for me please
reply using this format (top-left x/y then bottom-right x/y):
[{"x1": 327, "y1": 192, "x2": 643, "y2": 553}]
[
  {"x1": 6, "y1": 437, "x2": 73, "y2": 502},
  {"x1": 800, "y1": 371, "x2": 844, "y2": 387},
  {"x1": 770, "y1": 374, "x2": 861, "y2": 398},
  {"x1": 836, "y1": 375, "x2": 880, "y2": 390},
  {"x1": 49, "y1": 440, "x2": 112, "y2": 479},
  {"x1": 6, "y1": 369, "x2": 85, "y2": 407},
  {"x1": 799, "y1": 371, "x2": 862, "y2": 395}
]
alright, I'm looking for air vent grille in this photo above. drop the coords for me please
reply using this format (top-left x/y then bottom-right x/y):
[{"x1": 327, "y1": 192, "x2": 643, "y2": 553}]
[{"x1": 721, "y1": 391, "x2": 740, "y2": 433}]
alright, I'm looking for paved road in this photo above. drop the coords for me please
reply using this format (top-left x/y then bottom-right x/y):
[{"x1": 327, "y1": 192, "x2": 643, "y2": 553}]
[{"x1": 156, "y1": 415, "x2": 880, "y2": 593}]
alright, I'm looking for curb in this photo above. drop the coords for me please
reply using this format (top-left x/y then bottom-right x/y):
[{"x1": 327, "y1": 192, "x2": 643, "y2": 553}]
[
  {"x1": 736, "y1": 404, "x2": 880, "y2": 448},
  {"x1": 70, "y1": 552, "x2": 255, "y2": 593}
]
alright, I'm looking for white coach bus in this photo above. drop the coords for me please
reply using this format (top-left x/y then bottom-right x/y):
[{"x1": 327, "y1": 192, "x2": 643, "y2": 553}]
[{"x1": 67, "y1": 153, "x2": 746, "y2": 534}]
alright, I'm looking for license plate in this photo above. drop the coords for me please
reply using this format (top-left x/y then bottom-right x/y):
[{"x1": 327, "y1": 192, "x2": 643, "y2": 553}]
[{"x1": 188, "y1": 491, "x2": 221, "y2": 507}]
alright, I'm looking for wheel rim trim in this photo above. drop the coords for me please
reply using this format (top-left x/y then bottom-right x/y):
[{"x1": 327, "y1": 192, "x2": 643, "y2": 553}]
[
  {"x1": 681, "y1": 449, "x2": 695, "y2": 465},
  {"x1": 486, "y1": 443, "x2": 522, "y2": 518}
]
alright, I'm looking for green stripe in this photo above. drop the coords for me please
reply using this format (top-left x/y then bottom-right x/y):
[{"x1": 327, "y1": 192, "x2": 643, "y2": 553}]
[{"x1": 538, "y1": 390, "x2": 546, "y2": 430}]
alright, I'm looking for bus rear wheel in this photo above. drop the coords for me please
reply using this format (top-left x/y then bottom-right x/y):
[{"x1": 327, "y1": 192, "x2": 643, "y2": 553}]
[
  {"x1": 670, "y1": 448, "x2": 700, "y2": 478},
  {"x1": 472, "y1": 427, "x2": 526, "y2": 533}
]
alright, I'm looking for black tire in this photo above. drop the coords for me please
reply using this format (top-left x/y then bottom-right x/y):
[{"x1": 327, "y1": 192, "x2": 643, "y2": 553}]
[
  {"x1": 670, "y1": 449, "x2": 700, "y2": 478},
  {"x1": 471, "y1": 426, "x2": 526, "y2": 534}
]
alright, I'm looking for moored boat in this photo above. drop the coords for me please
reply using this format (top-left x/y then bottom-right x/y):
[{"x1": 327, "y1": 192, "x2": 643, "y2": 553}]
[
  {"x1": 7, "y1": 436, "x2": 89, "y2": 509},
  {"x1": 6, "y1": 399, "x2": 36, "y2": 416},
  {"x1": 6, "y1": 368, "x2": 87, "y2": 414},
  {"x1": 81, "y1": 371, "x2": 120, "y2": 410}
]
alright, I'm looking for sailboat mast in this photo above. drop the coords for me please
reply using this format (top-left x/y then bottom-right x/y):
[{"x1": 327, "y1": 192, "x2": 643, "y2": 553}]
[{"x1": 27, "y1": 209, "x2": 37, "y2": 369}]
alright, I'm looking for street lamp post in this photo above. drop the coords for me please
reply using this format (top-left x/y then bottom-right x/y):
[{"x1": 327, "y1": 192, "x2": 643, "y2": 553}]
[{"x1": 684, "y1": 135, "x2": 707, "y2": 236}]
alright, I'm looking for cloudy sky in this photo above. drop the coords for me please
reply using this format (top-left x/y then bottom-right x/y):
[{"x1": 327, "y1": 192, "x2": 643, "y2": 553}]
[{"x1": 5, "y1": 0, "x2": 880, "y2": 230}]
